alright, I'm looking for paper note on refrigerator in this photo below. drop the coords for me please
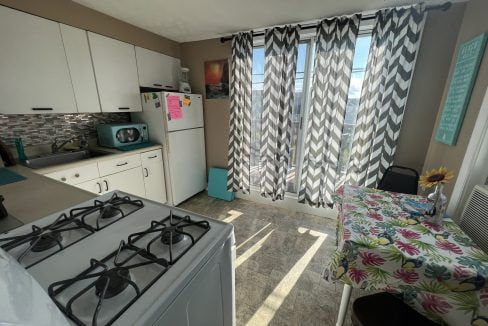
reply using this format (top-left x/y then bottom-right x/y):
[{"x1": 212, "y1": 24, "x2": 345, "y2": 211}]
[
  {"x1": 167, "y1": 95, "x2": 182, "y2": 120},
  {"x1": 182, "y1": 96, "x2": 191, "y2": 106}
]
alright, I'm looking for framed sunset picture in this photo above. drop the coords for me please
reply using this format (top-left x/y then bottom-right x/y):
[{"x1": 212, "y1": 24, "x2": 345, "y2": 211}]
[{"x1": 204, "y1": 59, "x2": 229, "y2": 99}]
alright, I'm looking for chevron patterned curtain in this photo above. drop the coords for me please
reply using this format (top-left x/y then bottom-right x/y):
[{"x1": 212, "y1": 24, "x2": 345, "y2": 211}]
[
  {"x1": 298, "y1": 15, "x2": 361, "y2": 207},
  {"x1": 260, "y1": 26, "x2": 301, "y2": 200},
  {"x1": 227, "y1": 32, "x2": 253, "y2": 193},
  {"x1": 347, "y1": 5, "x2": 425, "y2": 188}
]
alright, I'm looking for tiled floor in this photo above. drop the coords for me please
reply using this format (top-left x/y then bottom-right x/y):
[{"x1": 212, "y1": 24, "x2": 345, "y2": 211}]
[{"x1": 179, "y1": 193, "x2": 364, "y2": 326}]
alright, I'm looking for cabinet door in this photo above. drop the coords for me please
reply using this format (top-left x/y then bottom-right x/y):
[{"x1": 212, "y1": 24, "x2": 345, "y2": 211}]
[
  {"x1": 160, "y1": 54, "x2": 181, "y2": 91},
  {"x1": 135, "y1": 46, "x2": 166, "y2": 88},
  {"x1": 104, "y1": 167, "x2": 145, "y2": 198},
  {"x1": 60, "y1": 24, "x2": 101, "y2": 113},
  {"x1": 88, "y1": 32, "x2": 142, "y2": 113},
  {"x1": 142, "y1": 150, "x2": 167, "y2": 203},
  {"x1": 76, "y1": 178, "x2": 104, "y2": 195},
  {"x1": 0, "y1": 6, "x2": 77, "y2": 114},
  {"x1": 135, "y1": 47, "x2": 181, "y2": 91}
]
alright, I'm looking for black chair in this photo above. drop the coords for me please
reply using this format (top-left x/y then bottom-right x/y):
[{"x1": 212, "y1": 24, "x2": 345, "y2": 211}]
[
  {"x1": 377, "y1": 165, "x2": 419, "y2": 195},
  {"x1": 352, "y1": 293, "x2": 440, "y2": 326}
]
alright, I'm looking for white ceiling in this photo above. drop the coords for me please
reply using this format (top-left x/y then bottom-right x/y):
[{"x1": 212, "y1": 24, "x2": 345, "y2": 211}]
[{"x1": 73, "y1": 0, "x2": 452, "y2": 42}]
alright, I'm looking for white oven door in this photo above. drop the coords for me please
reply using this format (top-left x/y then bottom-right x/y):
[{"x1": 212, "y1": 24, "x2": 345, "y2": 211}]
[{"x1": 154, "y1": 236, "x2": 235, "y2": 326}]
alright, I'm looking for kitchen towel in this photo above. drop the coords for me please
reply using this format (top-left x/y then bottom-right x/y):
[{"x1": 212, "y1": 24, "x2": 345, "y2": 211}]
[{"x1": 0, "y1": 168, "x2": 26, "y2": 186}]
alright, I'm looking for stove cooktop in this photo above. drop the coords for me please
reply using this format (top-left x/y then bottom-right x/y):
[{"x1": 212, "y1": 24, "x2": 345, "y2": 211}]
[
  {"x1": 48, "y1": 211, "x2": 210, "y2": 326},
  {"x1": 0, "y1": 193, "x2": 144, "y2": 269},
  {"x1": 1, "y1": 191, "x2": 233, "y2": 326}
]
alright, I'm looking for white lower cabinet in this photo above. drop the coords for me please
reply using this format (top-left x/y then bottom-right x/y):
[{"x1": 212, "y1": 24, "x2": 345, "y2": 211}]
[
  {"x1": 76, "y1": 178, "x2": 103, "y2": 195},
  {"x1": 103, "y1": 167, "x2": 146, "y2": 198},
  {"x1": 46, "y1": 150, "x2": 166, "y2": 202},
  {"x1": 141, "y1": 150, "x2": 166, "y2": 203}
]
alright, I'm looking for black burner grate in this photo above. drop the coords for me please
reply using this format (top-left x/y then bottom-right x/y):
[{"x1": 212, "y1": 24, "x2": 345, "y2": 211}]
[
  {"x1": 0, "y1": 193, "x2": 144, "y2": 268},
  {"x1": 48, "y1": 211, "x2": 211, "y2": 326},
  {"x1": 0, "y1": 213, "x2": 95, "y2": 268},
  {"x1": 49, "y1": 241, "x2": 168, "y2": 326},
  {"x1": 71, "y1": 193, "x2": 144, "y2": 231}
]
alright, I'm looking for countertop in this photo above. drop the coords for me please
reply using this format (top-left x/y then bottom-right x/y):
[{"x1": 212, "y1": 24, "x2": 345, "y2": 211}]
[
  {"x1": 0, "y1": 165, "x2": 96, "y2": 229},
  {"x1": 0, "y1": 144, "x2": 163, "y2": 231}
]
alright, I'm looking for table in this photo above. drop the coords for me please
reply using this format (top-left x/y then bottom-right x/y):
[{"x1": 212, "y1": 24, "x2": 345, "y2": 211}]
[{"x1": 326, "y1": 185, "x2": 488, "y2": 326}]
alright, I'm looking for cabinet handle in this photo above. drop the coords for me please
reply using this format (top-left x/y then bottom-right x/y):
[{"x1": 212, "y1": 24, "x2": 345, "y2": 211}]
[
  {"x1": 75, "y1": 173, "x2": 80, "y2": 178},
  {"x1": 104, "y1": 180, "x2": 109, "y2": 191},
  {"x1": 61, "y1": 177, "x2": 66, "y2": 182},
  {"x1": 148, "y1": 155, "x2": 157, "y2": 159},
  {"x1": 97, "y1": 182, "x2": 102, "y2": 194},
  {"x1": 32, "y1": 107, "x2": 53, "y2": 111},
  {"x1": 165, "y1": 85, "x2": 173, "y2": 89},
  {"x1": 153, "y1": 83, "x2": 162, "y2": 87},
  {"x1": 116, "y1": 162, "x2": 128, "y2": 166},
  {"x1": 144, "y1": 167, "x2": 149, "y2": 177},
  {"x1": 118, "y1": 107, "x2": 130, "y2": 110}
]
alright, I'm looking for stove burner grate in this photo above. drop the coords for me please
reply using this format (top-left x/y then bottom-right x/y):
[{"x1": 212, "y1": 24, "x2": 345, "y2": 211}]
[
  {"x1": 161, "y1": 226, "x2": 184, "y2": 245},
  {"x1": 70, "y1": 193, "x2": 144, "y2": 230},
  {"x1": 95, "y1": 267, "x2": 131, "y2": 299},
  {"x1": 48, "y1": 241, "x2": 168, "y2": 326},
  {"x1": 30, "y1": 230, "x2": 63, "y2": 252},
  {"x1": 99, "y1": 204, "x2": 122, "y2": 219},
  {"x1": 0, "y1": 213, "x2": 95, "y2": 268},
  {"x1": 128, "y1": 210, "x2": 211, "y2": 264}
]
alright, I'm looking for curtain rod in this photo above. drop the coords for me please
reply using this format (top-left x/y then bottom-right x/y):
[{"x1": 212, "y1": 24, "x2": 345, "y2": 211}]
[{"x1": 220, "y1": 2, "x2": 452, "y2": 43}]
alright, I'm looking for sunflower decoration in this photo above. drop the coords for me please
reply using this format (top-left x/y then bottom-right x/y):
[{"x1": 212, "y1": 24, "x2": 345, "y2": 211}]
[{"x1": 419, "y1": 166, "x2": 455, "y2": 189}]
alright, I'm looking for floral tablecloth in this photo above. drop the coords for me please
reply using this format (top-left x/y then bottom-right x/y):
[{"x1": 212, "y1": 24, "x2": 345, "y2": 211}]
[{"x1": 326, "y1": 185, "x2": 488, "y2": 326}]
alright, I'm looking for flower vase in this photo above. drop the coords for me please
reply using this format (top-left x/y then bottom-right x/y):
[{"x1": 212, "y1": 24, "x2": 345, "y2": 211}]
[{"x1": 426, "y1": 184, "x2": 447, "y2": 224}]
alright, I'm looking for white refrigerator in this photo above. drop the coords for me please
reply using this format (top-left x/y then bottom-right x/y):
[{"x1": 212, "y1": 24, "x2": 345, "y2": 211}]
[{"x1": 132, "y1": 92, "x2": 206, "y2": 205}]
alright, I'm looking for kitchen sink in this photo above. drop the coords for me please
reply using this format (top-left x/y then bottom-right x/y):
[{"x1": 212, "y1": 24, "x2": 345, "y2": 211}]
[{"x1": 23, "y1": 149, "x2": 110, "y2": 169}]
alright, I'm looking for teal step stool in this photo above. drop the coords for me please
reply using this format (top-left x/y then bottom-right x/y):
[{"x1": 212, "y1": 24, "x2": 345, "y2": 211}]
[{"x1": 208, "y1": 167, "x2": 235, "y2": 201}]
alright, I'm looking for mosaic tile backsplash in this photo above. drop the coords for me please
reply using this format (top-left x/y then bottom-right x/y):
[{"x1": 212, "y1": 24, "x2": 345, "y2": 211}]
[{"x1": 0, "y1": 113, "x2": 130, "y2": 146}]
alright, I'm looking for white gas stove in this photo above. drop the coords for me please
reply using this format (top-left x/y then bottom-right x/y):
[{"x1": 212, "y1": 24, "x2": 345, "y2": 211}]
[{"x1": 0, "y1": 191, "x2": 235, "y2": 326}]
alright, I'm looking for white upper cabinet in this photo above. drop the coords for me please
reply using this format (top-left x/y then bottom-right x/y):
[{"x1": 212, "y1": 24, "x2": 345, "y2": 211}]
[
  {"x1": 88, "y1": 32, "x2": 142, "y2": 113},
  {"x1": 135, "y1": 46, "x2": 181, "y2": 90},
  {"x1": 60, "y1": 24, "x2": 101, "y2": 113},
  {"x1": 0, "y1": 6, "x2": 77, "y2": 114}
]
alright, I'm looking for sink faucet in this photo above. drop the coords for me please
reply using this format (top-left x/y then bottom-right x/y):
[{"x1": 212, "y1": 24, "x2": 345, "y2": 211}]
[
  {"x1": 52, "y1": 135, "x2": 89, "y2": 153},
  {"x1": 51, "y1": 137, "x2": 74, "y2": 153}
]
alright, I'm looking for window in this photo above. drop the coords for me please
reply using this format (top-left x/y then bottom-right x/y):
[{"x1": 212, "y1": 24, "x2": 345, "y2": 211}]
[
  {"x1": 337, "y1": 35, "x2": 372, "y2": 182},
  {"x1": 250, "y1": 33, "x2": 372, "y2": 194},
  {"x1": 250, "y1": 42, "x2": 309, "y2": 193}
]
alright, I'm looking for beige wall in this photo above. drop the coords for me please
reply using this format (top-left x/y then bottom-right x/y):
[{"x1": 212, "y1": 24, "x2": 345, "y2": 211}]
[
  {"x1": 394, "y1": 3, "x2": 466, "y2": 173},
  {"x1": 180, "y1": 38, "x2": 231, "y2": 169},
  {"x1": 423, "y1": 0, "x2": 488, "y2": 198},
  {"x1": 0, "y1": 0, "x2": 180, "y2": 58}
]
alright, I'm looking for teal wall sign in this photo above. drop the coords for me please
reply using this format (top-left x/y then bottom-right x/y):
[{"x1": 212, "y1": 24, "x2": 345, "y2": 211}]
[{"x1": 435, "y1": 32, "x2": 487, "y2": 146}]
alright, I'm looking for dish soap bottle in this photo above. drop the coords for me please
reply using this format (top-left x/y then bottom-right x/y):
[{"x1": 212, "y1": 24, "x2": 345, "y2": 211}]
[{"x1": 15, "y1": 137, "x2": 27, "y2": 163}]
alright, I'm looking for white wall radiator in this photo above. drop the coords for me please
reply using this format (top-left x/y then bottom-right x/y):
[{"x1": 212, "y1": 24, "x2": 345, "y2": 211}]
[{"x1": 459, "y1": 185, "x2": 488, "y2": 253}]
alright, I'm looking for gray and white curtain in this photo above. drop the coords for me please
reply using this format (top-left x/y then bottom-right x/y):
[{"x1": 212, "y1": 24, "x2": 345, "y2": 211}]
[
  {"x1": 347, "y1": 5, "x2": 426, "y2": 188},
  {"x1": 227, "y1": 32, "x2": 253, "y2": 193},
  {"x1": 298, "y1": 15, "x2": 361, "y2": 207},
  {"x1": 260, "y1": 26, "x2": 301, "y2": 200}
]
